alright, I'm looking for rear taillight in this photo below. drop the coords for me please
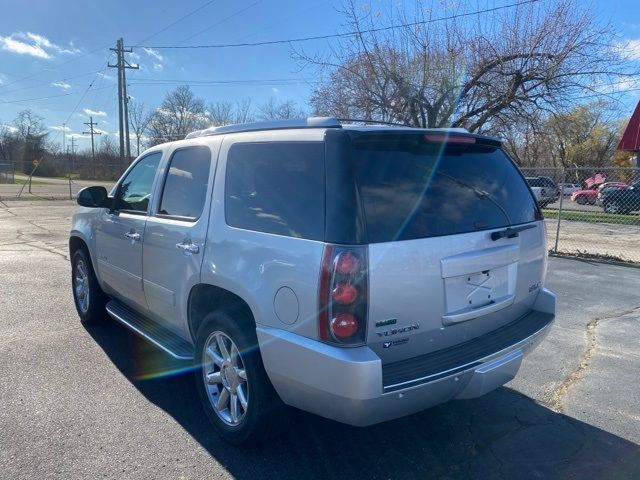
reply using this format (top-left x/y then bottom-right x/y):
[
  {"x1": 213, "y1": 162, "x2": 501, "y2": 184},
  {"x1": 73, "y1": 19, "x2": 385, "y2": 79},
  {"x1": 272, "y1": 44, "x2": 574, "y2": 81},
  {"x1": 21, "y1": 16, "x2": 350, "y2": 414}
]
[{"x1": 318, "y1": 245, "x2": 368, "y2": 346}]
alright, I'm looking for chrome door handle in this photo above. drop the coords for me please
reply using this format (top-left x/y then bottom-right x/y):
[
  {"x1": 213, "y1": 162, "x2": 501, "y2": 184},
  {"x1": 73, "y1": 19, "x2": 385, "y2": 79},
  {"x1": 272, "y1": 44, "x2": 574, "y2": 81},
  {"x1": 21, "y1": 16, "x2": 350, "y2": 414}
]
[
  {"x1": 176, "y1": 242, "x2": 200, "y2": 254},
  {"x1": 124, "y1": 231, "x2": 141, "y2": 242}
]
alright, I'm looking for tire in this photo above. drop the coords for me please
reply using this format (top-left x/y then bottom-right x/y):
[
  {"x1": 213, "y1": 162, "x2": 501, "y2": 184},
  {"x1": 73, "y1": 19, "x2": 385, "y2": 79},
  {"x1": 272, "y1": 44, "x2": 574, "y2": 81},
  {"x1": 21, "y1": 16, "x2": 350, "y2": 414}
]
[
  {"x1": 603, "y1": 201, "x2": 621, "y2": 214},
  {"x1": 194, "y1": 310, "x2": 286, "y2": 446},
  {"x1": 71, "y1": 248, "x2": 107, "y2": 324},
  {"x1": 576, "y1": 196, "x2": 587, "y2": 205}
]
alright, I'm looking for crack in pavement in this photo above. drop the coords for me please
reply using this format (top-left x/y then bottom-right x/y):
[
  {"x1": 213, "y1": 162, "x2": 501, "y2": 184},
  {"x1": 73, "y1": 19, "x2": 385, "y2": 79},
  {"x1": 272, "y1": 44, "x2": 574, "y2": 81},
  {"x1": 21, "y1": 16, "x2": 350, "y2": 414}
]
[{"x1": 546, "y1": 306, "x2": 640, "y2": 412}]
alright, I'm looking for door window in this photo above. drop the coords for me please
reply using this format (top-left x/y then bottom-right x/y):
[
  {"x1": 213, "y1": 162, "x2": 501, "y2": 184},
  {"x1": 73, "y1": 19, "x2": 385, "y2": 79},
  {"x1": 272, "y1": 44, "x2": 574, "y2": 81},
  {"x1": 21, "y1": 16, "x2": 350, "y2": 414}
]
[
  {"x1": 158, "y1": 146, "x2": 212, "y2": 220},
  {"x1": 114, "y1": 152, "x2": 162, "y2": 214}
]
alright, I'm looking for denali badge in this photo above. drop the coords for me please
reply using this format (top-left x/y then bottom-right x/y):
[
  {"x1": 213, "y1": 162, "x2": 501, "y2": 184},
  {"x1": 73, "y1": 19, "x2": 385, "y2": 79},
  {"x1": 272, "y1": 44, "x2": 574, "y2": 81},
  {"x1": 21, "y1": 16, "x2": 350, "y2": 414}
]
[
  {"x1": 383, "y1": 338, "x2": 409, "y2": 348},
  {"x1": 376, "y1": 323, "x2": 419, "y2": 337}
]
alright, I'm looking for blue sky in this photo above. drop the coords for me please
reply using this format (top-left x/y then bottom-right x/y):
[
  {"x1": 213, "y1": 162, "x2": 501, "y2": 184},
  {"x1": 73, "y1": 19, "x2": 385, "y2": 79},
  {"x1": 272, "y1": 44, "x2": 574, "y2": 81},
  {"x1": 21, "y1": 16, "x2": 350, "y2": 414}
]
[{"x1": 1, "y1": 0, "x2": 639, "y2": 150}]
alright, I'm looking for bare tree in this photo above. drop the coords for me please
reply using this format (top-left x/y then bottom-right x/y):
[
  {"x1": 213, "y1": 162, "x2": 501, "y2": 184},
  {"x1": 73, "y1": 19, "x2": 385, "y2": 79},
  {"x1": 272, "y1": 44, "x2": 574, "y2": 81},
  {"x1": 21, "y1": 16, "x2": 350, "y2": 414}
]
[
  {"x1": 128, "y1": 100, "x2": 151, "y2": 156},
  {"x1": 147, "y1": 86, "x2": 208, "y2": 145},
  {"x1": 233, "y1": 98, "x2": 254, "y2": 124},
  {"x1": 301, "y1": 0, "x2": 634, "y2": 133},
  {"x1": 258, "y1": 98, "x2": 306, "y2": 120},
  {"x1": 207, "y1": 100, "x2": 236, "y2": 126},
  {"x1": 11, "y1": 110, "x2": 48, "y2": 173}
]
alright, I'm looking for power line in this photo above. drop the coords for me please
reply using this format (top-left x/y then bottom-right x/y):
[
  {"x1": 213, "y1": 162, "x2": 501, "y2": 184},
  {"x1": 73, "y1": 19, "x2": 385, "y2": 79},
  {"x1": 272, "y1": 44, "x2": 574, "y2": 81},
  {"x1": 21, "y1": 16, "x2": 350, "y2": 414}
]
[
  {"x1": 134, "y1": 0, "x2": 545, "y2": 50},
  {"x1": 0, "y1": 69, "x2": 107, "y2": 96},
  {"x1": 136, "y1": 0, "x2": 218, "y2": 45},
  {"x1": 177, "y1": 0, "x2": 263, "y2": 45}
]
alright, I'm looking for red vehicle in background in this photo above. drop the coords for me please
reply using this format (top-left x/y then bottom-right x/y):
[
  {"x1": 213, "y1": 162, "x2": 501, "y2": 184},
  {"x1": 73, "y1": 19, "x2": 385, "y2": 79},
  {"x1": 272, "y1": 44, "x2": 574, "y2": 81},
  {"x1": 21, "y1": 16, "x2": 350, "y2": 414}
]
[
  {"x1": 571, "y1": 178, "x2": 627, "y2": 205},
  {"x1": 571, "y1": 187, "x2": 598, "y2": 205}
]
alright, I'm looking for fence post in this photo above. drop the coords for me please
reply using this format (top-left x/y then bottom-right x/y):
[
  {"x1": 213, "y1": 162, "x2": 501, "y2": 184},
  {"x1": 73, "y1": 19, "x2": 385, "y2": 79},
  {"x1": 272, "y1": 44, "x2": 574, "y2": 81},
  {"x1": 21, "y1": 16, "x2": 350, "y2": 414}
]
[{"x1": 553, "y1": 167, "x2": 565, "y2": 254}]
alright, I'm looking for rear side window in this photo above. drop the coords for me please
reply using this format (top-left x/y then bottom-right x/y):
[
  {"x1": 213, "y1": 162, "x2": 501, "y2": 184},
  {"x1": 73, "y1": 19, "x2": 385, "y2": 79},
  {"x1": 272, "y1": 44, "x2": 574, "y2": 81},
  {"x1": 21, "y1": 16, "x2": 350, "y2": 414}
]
[
  {"x1": 348, "y1": 134, "x2": 537, "y2": 243},
  {"x1": 158, "y1": 146, "x2": 211, "y2": 220},
  {"x1": 225, "y1": 142, "x2": 325, "y2": 240}
]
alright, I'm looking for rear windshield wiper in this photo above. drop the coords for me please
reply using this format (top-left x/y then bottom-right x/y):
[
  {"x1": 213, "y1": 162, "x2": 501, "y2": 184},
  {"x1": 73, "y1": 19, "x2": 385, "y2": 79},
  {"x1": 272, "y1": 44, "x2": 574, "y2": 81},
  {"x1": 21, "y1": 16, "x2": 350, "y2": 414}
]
[{"x1": 490, "y1": 224, "x2": 537, "y2": 241}]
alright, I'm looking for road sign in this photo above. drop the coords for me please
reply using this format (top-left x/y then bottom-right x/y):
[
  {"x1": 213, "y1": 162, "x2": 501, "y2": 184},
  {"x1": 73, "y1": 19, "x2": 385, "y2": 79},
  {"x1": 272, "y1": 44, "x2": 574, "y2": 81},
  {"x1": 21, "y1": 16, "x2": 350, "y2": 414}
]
[{"x1": 32, "y1": 159, "x2": 39, "y2": 166}]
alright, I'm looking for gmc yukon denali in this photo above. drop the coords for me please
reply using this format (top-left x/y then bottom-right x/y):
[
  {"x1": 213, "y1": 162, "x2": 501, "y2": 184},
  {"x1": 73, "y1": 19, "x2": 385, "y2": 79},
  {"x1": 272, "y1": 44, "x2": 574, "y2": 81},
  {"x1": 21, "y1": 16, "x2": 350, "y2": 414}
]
[{"x1": 69, "y1": 117, "x2": 556, "y2": 445}]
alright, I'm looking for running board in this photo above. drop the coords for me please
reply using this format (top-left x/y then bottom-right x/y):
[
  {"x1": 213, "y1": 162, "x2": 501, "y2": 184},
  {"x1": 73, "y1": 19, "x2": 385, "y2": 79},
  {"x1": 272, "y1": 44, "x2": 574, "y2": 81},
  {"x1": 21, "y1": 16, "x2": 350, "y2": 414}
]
[{"x1": 105, "y1": 300, "x2": 194, "y2": 360}]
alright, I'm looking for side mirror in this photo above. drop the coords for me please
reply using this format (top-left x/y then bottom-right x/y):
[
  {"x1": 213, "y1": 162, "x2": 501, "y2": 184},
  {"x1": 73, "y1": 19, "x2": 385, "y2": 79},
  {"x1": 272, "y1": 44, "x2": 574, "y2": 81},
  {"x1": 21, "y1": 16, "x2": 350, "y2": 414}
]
[{"x1": 77, "y1": 186, "x2": 111, "y2": 208}]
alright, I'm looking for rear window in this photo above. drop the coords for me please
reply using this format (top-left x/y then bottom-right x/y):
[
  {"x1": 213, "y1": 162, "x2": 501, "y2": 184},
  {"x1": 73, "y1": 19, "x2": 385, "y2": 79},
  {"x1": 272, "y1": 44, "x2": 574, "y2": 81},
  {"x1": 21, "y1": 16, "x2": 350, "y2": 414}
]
[
  {"x1": 225, "y1": 142, "x2": 325, "y2": 240},
  {"x1": 348, "y1": 134, "x2": 537, "y2": 243}
]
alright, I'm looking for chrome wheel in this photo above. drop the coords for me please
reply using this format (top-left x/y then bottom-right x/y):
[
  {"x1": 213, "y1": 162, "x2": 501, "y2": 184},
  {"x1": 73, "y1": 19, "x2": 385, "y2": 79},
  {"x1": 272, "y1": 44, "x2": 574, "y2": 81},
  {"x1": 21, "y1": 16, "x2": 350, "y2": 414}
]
[
  {"x1": 74, "y1": 258, "x2": 90, "y2": 314},
  {"x1": 202, "y1": 331, "x2": 249, "y2": 426}
]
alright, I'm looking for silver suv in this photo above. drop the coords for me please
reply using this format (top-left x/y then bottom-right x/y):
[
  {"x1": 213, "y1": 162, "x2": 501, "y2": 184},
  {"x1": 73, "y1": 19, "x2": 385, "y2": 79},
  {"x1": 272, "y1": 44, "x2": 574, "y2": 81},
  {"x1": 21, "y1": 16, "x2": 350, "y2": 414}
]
[{"x1": 70, "y1": 117, "x2": 555, "y2": 445}]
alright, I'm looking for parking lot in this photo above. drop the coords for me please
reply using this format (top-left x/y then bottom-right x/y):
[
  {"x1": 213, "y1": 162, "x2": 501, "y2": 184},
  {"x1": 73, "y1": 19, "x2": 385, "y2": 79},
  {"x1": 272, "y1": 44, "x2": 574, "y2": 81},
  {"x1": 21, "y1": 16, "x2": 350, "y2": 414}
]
[{"x1": 1, "y1": 200, "x2": 639, "y2": 479}]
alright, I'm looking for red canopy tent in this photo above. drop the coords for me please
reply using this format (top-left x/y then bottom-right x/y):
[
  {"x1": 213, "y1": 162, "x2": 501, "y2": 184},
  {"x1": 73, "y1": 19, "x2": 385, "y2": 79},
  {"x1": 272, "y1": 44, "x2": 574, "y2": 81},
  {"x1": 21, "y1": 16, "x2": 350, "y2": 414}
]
[{"x1": 618, "y1": 100, "x2": 640, "y2": 152}]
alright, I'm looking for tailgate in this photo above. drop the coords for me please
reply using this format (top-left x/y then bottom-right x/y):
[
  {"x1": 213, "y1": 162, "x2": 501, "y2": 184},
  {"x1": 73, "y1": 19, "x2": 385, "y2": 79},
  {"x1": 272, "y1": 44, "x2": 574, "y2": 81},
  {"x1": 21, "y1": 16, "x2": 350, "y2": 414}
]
[{"x1": 367, "y1": 223, "x2": 546, "y2": 363}]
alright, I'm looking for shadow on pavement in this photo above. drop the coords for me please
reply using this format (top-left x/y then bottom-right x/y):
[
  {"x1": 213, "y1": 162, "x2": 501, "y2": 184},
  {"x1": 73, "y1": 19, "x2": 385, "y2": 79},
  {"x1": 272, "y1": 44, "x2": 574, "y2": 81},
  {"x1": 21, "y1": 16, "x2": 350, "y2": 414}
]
[{"x1": 87, "y1": 321, "x2": 640, "y2": 480}]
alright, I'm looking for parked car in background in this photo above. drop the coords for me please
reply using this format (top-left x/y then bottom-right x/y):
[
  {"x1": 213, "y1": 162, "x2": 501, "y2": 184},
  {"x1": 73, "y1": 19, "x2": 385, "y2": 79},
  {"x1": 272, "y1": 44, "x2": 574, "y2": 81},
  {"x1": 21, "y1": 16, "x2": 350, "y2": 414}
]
[
  {"x1": 600, "y1": 181, "x2": 640, "y2": 214},
  {"x1": 69, "y1": 118, "x2": 556, "y2": 445},
  {"x1": 597, "y1": 182, "x2": 627, "y2": 204},
  {"x1": 526, "y1": 176, "x2": 560, "y2": 207},
  {"x1": 558, "y1": 183, "x2": 581, "y2": 196},
  {"x1": 571, "y1": 187, "x2": 598, "y2": 205}
]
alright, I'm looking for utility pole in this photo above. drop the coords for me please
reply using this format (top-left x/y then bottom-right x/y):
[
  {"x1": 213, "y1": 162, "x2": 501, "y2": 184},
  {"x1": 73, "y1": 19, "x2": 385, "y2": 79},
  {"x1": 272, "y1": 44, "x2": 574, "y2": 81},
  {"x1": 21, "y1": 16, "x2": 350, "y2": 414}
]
[
  {"x1": 83, "y1": 116, "x2": 102, "y2": 179},
  {"x1": 108, "y1": 38, "x2": 138, "y2": 168},
  {"x1": 68, "y1": 136, "x2": 77, "y2": 200}
]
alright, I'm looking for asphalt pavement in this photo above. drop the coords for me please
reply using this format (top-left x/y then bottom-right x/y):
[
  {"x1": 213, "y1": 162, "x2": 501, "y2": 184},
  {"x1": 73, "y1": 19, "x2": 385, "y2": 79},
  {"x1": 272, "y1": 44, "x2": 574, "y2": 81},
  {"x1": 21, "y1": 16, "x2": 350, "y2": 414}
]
[{"x1": 1, "y1": 200, "x2": 639, "y2": 480}]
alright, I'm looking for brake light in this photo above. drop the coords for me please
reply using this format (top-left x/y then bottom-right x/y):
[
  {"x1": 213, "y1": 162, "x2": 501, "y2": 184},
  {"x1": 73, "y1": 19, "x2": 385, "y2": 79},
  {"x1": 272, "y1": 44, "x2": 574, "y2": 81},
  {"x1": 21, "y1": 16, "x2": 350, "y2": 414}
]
[
  {"x1": 318, "y1": 245, "x2": 368, "y2": 345},
  {"x1": 330, "y1": 313, "x2": 359, "y2": 339},
  {"x1": 331, "y1": 283, "x2": 358, "y2": 304},
  {"x1": 424, "y1": 134, "x2": 476, "y2": 144}
]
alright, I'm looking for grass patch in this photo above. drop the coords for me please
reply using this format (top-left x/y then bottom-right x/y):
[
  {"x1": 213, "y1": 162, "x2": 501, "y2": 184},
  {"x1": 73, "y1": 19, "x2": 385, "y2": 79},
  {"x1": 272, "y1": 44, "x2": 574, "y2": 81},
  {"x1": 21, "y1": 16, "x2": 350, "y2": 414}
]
[
  {"x1": 12, "y1": 178, "x2": 51, "y2": 186},
  {"x1": 542, "y1": 208, "x2": 640, "y2": 226}
]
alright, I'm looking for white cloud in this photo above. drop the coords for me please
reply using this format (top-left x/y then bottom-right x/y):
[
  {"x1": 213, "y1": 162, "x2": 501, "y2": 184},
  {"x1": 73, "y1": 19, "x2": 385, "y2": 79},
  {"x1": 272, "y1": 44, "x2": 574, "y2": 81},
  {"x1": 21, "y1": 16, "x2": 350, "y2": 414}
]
[
  {"x1": 83, "y1": 108, "x2": 107, "y2": 117},
  {"x1": 67, "y1": 133, "x2": 90, "y2": 139},
  {"x1": 625, "y1": 39, "x2": 640, "y2": 60},
  {"x1": 152, "y1": 62, "x2": 163, "y2": 70},
  {"x1": 96, "y1": 72, "x2": 115, "y2": 81},
  {"x1": 49, "y1": 125, "x2": 71, "y2": 131},
  {"x1": 0, "y1": 35, "x2": 50, "y2": 58},
  {"x1": 51, "y1": 81, "x2": 71, "y2": 90},
  {"x1": 143, "y1": 47, "x2": 163, "y2": 62},
  {"x1": 271, "y1": 87, "x2": 280, "y2": 93},
  {"x1": 1, "y1": 124, "x2": 18, "y2": 133},
  {"x1": 0, "y1": 32, "x2": 80, "y2": 59}
]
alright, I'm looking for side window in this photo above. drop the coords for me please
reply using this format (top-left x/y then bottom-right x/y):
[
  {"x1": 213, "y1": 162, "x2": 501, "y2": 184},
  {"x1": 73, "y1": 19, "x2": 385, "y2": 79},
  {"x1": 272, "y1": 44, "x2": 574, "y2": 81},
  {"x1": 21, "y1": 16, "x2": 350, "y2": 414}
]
[
  {"x1": 158, "y1": 147, "x2": 212, "y2": 220},
  {"x1": 114, "y1": 152, "x2": 162, "y2": 214},
  {"x1": 225, "y1": 142, "x2": 325, "y2": 240}
]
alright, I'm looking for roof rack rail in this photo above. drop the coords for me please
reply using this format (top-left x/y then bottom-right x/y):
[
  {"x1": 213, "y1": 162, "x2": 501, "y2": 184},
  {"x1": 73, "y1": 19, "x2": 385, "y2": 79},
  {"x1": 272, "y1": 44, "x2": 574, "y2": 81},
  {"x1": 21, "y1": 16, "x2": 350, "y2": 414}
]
[{"x1": 185, "y1": 117, "x2": 342, "y2": 139}]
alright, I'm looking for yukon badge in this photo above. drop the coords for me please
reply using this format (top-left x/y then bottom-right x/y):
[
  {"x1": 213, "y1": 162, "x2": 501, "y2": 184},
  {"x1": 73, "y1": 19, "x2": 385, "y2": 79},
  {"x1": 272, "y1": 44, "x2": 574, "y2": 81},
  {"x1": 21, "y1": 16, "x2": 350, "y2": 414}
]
[{"x1": 376, "y1": 323, "x2": 419, "y2": 337}]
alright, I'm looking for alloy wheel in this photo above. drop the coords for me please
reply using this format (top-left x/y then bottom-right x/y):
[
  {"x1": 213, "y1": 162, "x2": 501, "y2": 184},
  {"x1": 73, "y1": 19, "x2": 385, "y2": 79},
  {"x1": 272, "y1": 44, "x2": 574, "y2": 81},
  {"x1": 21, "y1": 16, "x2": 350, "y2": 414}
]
[
  {"x1": 73, "y1": 258, "x2": 90, "y2": 314},
  {"x1": 202, "y1": 331, "x2": 249, "y2": 426}
]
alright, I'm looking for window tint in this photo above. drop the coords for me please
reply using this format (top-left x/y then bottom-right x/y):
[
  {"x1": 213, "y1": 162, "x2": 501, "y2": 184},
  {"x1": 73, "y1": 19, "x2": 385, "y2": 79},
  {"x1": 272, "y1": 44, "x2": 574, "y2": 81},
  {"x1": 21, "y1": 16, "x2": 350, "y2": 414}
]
[
  {"x1": 115, "y1": 152, "x2": 162, "y2": 213},
  {"x1": 159, "y1": 147, "x2": 211, "y2": 220},
  {"x1": 348, "y1": 135, "x2": 537, "y2": 243},
  {"x1": 225, "y1": 142, "x2": 325, "y2": 240}
]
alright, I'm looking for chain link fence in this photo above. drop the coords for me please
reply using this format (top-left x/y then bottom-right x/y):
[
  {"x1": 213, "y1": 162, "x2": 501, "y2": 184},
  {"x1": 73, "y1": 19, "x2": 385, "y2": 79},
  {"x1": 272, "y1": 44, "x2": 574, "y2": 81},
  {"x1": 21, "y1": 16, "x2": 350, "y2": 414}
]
[
  {"x1": 0, "y1": 162, "x2": 120, "y2": 201},
  {"x1": 0, "y1": 163, "x2": 14, "y2": 184},
  {"x1": 522, "y1": 166, "x2": 640, "y2": 264},
  {"x1": 2, "y1": 159, "x2": 638, "y2": 264}
]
